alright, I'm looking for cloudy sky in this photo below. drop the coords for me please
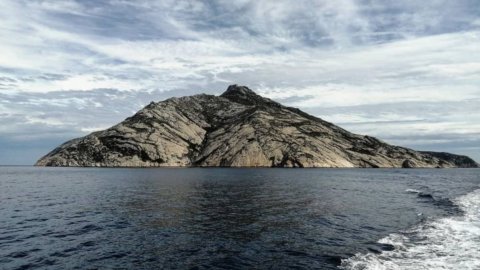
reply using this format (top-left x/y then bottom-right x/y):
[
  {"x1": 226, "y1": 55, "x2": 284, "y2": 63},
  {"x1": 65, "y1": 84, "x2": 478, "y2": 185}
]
[{"x1": 1, "y1": 0, "x2": 479, "y2": 165}]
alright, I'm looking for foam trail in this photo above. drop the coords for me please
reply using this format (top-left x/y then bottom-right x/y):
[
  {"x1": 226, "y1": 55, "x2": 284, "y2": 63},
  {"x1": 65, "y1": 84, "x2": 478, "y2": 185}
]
[{"x1": 340, "y1": 189, "x2": 480, "y2": 270}]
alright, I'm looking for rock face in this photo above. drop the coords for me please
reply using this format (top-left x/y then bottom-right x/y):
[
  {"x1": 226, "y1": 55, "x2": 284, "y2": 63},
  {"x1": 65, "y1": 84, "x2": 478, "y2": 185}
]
[
  {"x1": 36, "y1": 85, "x2": 478, "y2": 168},
  {"x1": 420, "y1": 152, "x2": 479, "y2": 168},
  {"x1": 401, "y1": 159, "x2": 417, "y2": 169}
]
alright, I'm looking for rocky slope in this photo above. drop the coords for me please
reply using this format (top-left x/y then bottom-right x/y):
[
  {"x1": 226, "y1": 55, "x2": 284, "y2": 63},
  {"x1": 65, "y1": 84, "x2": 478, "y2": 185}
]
[
  {"x1": 36, "y1": 85, "x2": 478, "y2": 168},
  {"x1": 420, "y1": 152, "x2": 478, "y2": 168}
]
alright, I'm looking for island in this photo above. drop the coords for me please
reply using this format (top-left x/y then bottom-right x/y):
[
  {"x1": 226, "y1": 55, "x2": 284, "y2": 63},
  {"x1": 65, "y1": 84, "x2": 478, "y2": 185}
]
[{"x1": 36, "y1": 85, "x2": 479, "y2": 168}]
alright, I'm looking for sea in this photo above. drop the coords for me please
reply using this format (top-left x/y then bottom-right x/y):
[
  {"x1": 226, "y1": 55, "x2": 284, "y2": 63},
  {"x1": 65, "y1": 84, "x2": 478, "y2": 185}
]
[{"x1": 0, "y1": 167, "x2": 479, "y2": 270}]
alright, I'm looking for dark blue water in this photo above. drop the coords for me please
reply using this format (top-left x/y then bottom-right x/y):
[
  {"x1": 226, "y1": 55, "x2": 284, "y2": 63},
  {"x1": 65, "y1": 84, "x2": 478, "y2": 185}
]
[{"x1": 0, "y1": 167, "x2": 479, "y2": 269}]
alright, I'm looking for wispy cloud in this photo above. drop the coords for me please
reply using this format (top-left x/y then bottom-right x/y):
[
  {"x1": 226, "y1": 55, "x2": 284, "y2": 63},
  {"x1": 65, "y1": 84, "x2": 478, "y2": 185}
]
[{"x1": 0, "y1": 0, "x2": 479, "y2": 164}]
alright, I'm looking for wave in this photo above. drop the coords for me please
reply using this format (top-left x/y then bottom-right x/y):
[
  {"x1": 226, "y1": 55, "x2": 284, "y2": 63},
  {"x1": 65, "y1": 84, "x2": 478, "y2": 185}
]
[
  {"x1": 340, "y1": 189, "x2": 480, "y2": 270},
  {"x1": 405, "y1": 188, "x2": 459, "y2": 214}
]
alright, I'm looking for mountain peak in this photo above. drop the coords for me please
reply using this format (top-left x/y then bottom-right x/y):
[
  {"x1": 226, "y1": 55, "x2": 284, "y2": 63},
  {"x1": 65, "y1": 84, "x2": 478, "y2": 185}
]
[
  {"x1": 223, "y1": 84, "x2": 256, "y2": 95},
  {"x1": 220, "y1": 84, "x2": 275, "y2": 106}
]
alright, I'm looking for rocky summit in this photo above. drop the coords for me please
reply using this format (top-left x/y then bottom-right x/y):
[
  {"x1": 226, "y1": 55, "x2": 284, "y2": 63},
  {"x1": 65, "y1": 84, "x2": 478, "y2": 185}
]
[{"x1": 36, "y1": 85, "x2": 478, "y2": 168}]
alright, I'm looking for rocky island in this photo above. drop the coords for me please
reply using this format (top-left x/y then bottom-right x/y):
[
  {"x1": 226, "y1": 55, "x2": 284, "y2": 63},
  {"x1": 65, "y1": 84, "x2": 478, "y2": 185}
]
[{"x1": 36, "y1": 85, "x2": 478, "y2": 168}]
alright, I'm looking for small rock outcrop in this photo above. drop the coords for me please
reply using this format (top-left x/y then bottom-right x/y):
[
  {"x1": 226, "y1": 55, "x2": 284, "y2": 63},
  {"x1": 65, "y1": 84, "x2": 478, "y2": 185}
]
[
  {"x1": 36, "y1": 85, "x2": 478, "y2": 168},
  {"x1": 402, "y1": 159, "x2": 417, "y2": 168}
]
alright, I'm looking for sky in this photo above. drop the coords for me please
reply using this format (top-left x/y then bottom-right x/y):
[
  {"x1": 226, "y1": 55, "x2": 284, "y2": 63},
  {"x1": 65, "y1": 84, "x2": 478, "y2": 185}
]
[{"x1": 0, "y1": 0, "x2": 479, "y2": 165}]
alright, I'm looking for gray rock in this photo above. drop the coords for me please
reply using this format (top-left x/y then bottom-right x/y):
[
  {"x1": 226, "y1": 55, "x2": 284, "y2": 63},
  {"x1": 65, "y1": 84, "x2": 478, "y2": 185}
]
[
  {"x1": 420, "y1": 151, "x2": 479, "y2": 168},
  {"x1": 36, "y1": 85, "x2": 478, "y2": 168},
  {"x1": 402, "y1": 159, "x2": 417, "y2": 168}
]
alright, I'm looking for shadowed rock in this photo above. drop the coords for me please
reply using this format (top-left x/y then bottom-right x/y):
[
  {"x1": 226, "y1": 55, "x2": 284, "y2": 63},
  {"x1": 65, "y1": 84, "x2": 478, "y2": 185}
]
[
  {"x1": 36, "y1": 85, "x2": 478, "y2": 168},
  {"x1": 420, "y1": 151, "x2": 479, "y2": 168},
  {"x1": 402, "y1": 159, "x2": 417, "y2": 168}
]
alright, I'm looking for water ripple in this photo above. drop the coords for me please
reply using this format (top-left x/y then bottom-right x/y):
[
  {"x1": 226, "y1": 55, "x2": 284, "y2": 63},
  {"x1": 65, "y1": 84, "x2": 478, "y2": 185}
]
[{"x1": 0, "y1": 167, "x2": 479, "y2": 269}]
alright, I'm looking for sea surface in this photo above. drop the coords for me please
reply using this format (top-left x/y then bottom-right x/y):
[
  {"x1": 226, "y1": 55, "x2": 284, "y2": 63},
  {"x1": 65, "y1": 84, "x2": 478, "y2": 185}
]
[{"x1": 0, "y1": 167, "x2": 479, "y2": 270}]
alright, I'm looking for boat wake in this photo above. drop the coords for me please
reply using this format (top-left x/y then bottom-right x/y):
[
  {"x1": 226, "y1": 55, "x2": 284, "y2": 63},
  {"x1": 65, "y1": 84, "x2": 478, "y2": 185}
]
[{"x1": 340, "y1": 189, "x2": 480, "y2": 270}]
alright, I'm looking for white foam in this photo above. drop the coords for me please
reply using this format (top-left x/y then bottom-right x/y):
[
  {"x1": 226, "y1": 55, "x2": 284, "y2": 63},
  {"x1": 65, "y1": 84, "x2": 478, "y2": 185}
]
[{"x1": 340, "y1": 189, "x2": 480, "y2": 270}]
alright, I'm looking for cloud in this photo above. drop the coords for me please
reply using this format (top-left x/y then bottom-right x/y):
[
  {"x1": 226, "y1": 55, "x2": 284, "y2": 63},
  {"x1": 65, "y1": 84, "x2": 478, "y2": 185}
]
[{"x1": 0, "y1": 0, "x2": 479, "y2": 164}]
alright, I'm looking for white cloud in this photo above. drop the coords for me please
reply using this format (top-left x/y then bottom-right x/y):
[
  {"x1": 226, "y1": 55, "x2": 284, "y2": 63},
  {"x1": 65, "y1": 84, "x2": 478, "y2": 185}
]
[{"x1": 0, "y1": 0, "x2": 479, "y2": 163}]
